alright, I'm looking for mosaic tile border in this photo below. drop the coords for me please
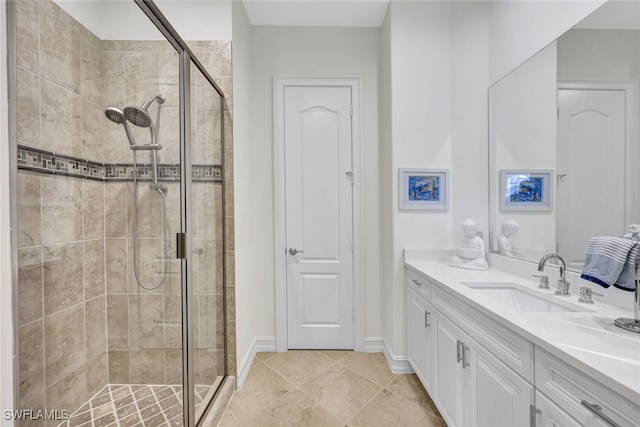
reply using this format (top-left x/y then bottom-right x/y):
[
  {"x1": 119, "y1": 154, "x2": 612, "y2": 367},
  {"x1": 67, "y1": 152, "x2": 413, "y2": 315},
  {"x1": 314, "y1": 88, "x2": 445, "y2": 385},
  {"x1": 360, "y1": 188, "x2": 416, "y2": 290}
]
[{"x1": 18, "y1": 145, "x2": 222, "y2": 183}]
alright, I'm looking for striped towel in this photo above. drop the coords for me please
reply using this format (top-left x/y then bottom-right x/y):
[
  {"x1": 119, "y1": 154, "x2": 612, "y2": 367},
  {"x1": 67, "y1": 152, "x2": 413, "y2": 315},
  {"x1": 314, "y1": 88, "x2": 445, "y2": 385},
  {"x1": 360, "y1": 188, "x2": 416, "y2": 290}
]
[{"x1": 580, "y1": 236, "x2": 639, "y2": 291}]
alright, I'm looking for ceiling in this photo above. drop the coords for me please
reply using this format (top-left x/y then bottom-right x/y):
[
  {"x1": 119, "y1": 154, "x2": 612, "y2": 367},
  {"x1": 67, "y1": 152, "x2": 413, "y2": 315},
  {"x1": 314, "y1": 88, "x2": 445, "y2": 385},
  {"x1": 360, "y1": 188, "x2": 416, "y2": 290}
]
[{"x1": 241, "y1": 0, "x2": 390, "y2": 27}]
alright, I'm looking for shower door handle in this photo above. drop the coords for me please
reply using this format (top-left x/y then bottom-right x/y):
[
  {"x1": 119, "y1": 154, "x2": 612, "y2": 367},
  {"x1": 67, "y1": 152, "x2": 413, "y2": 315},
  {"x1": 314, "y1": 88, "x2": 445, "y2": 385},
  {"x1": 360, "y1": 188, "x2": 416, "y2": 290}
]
[{"x1": 288, "y1": 248, "x2": 304, "y2": 256}]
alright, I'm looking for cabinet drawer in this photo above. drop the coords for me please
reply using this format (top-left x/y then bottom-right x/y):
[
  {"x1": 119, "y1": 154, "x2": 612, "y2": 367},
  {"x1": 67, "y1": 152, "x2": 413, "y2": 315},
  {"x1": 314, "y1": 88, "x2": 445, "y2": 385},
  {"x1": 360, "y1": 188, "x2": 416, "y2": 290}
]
[
  {"x1": 535, "y1": 347, "x2": 640, "y2": 427},
  {"x1": 433, "y1": 287, "x2": 533, "y2": 382},
  {"x1": 407, "y1": 269, "x2": 431, "y2": 297}
]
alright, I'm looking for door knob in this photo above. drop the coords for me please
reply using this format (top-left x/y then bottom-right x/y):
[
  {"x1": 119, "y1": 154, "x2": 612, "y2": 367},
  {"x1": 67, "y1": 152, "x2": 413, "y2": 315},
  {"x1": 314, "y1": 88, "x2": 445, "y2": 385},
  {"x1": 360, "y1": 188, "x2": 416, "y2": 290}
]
[{"x1": 288, "y1": 248, "x2": 304, "y2": 256}]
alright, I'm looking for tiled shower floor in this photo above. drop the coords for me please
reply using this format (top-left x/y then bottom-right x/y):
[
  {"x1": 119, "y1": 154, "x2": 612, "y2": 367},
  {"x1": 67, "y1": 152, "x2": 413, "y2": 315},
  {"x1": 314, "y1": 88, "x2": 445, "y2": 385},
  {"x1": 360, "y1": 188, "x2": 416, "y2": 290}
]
[{"x1": 61, "y1": 384, "x2": 211, "y2": 427}]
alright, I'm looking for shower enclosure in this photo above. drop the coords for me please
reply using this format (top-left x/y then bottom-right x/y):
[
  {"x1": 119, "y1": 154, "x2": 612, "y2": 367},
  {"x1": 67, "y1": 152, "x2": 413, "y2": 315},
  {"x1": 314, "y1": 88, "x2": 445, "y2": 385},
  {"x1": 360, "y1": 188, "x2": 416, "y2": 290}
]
[{"x1": 8, "y1": 0, "x2": 233, "y2": 425}]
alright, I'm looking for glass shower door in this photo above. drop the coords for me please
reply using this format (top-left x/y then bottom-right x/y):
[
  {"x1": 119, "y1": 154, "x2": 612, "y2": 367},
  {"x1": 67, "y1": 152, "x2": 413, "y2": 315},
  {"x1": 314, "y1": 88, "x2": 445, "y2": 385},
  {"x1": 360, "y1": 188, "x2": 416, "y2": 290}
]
[{"x1": 189, "y1": 60, "x2": 226, "y2": 423}]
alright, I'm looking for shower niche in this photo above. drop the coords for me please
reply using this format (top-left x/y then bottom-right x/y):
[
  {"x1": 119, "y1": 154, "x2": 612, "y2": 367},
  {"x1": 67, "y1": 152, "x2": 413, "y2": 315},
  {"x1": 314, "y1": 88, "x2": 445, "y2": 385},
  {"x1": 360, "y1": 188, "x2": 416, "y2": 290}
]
[{"x1": 10, "y1": 0, "x2": 233, "y2": 425}]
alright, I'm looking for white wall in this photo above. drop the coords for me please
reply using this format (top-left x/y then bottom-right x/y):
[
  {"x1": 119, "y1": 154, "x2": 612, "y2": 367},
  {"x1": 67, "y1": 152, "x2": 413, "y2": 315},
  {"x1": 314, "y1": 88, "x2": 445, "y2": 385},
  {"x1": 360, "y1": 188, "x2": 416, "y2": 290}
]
[
  {"x1": 1, "y1": 1, "x2": 16, "y2": 423},
  {"x1": 489, "y1": 0, "x2": 606, "y2": 85},
  {"x1": 231, "y1": 0, "x2": 257, "y2": 378},
  {"x1": 235, "y1": 24, "x2": 383, "y2": 366},
  {"x1": 386, "y1": 1, "x2": 455, "y2": 356}
]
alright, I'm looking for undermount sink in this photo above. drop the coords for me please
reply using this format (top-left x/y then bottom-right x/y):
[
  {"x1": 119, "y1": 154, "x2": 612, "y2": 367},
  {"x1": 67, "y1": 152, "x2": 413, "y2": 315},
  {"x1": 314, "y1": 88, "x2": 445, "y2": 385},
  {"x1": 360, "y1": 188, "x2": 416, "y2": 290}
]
[{"x1": 461, "y1": 282, "x2": 591, "y2": 313}]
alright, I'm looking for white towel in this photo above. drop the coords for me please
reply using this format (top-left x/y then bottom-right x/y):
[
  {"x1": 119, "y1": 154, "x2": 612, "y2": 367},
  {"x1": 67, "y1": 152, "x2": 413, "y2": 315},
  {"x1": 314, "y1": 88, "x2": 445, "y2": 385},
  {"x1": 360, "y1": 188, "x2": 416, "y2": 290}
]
[{"x1": 580, "y1": 236, "x2": 638, "y2": 291}]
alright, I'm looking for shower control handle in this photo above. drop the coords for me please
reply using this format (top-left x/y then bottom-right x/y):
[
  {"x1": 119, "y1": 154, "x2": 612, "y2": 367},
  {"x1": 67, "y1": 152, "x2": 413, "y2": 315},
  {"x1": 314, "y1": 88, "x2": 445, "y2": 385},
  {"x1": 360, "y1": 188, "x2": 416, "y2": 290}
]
[{"x1": 288, "y1": 248, "x2": 304, "y2": 256}]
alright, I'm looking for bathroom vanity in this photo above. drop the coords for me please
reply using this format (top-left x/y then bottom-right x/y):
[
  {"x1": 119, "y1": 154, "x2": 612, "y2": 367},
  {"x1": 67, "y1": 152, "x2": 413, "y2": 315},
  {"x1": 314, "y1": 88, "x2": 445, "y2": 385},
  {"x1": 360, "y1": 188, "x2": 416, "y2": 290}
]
[{"x1": 404, "y1": 260, "x2": 640, "y2": 427}]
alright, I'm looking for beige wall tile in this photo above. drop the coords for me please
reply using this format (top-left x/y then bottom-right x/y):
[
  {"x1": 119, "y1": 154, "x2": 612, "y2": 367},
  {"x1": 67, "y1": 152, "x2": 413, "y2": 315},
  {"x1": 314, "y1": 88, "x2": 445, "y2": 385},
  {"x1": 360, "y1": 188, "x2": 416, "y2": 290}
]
[
  {"x1": 39, "y1": 12, "x2": 81, "y2": 94},
  {"x1": 38, "y1": 0, "x2": 61, "y2": 20},
  {"x1": 164, "y1": 295, "x2": 181, "y2": 349},
  {"x1": 80, "y1": 30, "x2": 102, "y2": 105},
  {"x1": 100, "y1": 50, "x2": 125, "y2": 108},
  {"x1": 19, "y1": 320, "x2": 44, "y2": 401},
  {"x1": 82, "y1": 180, "x2": 105, "y2": 240},
  {"x1": 19, "y1": 391, "x2": 45, "y2": 427},
  {"x1": 107, "y1": 295, "x2": 128, "y2": 349},
  {"x1": 43, "y1": 242, "x2": 83, "y2": 315},
  {"x1": 156, "y1": 107, "x2": 180, "y2": 164},
  {"x1": 18, "y1": 247, "x2": 43, "y2": 326},
  {"x1": 85, "y1": 296, "x2": 106, "y2": 359},
  {"x1": 40, "y1": 79, "x2": 82, "y2": 157},
  {"x1": 46, "y1": 365, "x2": 88, "y2": 416},
  {"x1": 84, "y1": 239, "x2": 105, "y2": 300},
  {"x1": 44, "y1": 304, "x2": 85, "y2": 385},
  {"x1": 16, "y1": 67, "x2": 40, "y2": 147},
  {"x1": 105, "y1": 239, "x2": 128, "y2": 294},
  {"x1": 158, "y1": 51, "x2": 180, "y2": 109},
  {"x1": 108, "y1": 350, "x2": 129, "y2": 383},
  {"x1": 221, "y1": 44, "x2": 232, "y2": 77},
  {"x1": 81, "y1": 99, "x2": 109, "y2": 163},
  {"x1": 41, "y1": 176, "x2": 82, "y2": 244},
  {"x1": 128, "y1": 294, "x2": 164, "y2": 349},
  {"x1": 127, "y1": 238, "x2": 166, "y2": 294},
  {"x1": 164, "y1": 349, "x2": 182, "y2": 385},
  {"x1": 17, "y1": 172, "x2": 42, "y2": 248},
  {"x1": 86, "y1": 352, "x2": 108, "y2": 397},
  {"x1": 197, "y1": 295, "x2": 216, "y2": 350},
  {"x1": 124, "y1": 51, "x2": 159, "y2": 106},
  {"x1": 129, "y1": 349, "x2": 164, "y2": 384},
  {"x1": 195, "y1": 349, "x2": 217, "y2": 385},
  {"x1": 15, "y1": 0, "x2": 39, "y2": 73},
  {"x1": 105, "y1": 183, "x2": 129, "y2": 238}
]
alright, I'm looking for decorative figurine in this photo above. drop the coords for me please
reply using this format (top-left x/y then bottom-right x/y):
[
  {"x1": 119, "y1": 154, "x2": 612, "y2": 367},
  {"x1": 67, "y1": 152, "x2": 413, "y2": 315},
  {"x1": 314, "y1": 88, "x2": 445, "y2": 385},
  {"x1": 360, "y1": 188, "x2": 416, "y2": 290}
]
[
  {"x1": 450, "y1": 218, "x2": 488, "y2": 270},
  {"x1": 498, "y1": 219, "x2": 519, "y2": 257}
]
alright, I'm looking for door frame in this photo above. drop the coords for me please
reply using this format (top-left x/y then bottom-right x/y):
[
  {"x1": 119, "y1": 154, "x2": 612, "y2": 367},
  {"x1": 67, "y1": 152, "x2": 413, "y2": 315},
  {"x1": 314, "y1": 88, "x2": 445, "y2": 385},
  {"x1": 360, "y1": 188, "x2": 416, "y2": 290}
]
[
  {"x1": 273, "y1": 76, "x2": 363, "y2": 352},
  {"x1": 557, "y1": 80, "x2": 638, "y2": 236}
]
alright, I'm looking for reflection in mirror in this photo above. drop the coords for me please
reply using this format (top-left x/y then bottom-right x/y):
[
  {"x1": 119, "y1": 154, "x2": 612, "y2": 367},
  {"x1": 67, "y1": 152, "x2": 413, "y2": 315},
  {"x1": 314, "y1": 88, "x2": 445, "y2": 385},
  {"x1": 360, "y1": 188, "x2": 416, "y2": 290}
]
[{"x1": 489, "y1": 0, "x2": 640, "y2": 271}]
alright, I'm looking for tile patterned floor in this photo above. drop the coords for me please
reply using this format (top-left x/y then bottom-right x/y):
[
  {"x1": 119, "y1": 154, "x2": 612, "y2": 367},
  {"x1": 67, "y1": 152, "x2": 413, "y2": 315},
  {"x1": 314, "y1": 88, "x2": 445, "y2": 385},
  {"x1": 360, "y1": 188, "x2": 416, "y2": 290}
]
[
  {"x1": 61, "y1": 384, "x2": 211, "y2": 427},
  {"x1": 218, "y1": 351, "x2": 447, "y2": 427}
]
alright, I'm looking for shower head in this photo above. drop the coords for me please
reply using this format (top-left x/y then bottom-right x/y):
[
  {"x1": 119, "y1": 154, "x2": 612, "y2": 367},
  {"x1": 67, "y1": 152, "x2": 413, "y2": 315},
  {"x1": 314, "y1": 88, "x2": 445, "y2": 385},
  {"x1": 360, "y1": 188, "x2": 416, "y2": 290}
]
[
  {"x1": 140, "y1": 94, "x2": 166, "y2": 111},
  {"x1": 105, "y1": 107, "x2": 126, "y2": 124},
  {"x1": 123, "y1": 106, "x2": 152, "y2": 128},
  {"x1": 105, "y1": 107, "x2": 136, "y2": 146}
]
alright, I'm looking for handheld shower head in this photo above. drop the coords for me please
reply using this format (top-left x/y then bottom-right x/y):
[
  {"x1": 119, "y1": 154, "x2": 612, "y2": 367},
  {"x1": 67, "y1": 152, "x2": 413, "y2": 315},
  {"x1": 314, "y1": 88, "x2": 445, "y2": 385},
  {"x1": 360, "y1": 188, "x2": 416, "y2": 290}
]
[
  {"x1": 105, "y1": 107, "x2": 136, "y2": 146},
  {"x1": 123, "y1": 106, "x2": 152, "y2": 128},
  {"x1": 105, "y1": 107, "x2": 126, "y2": 124},
  {"x1": 140, "y1": 94, "x2": 166, "y2": 111}
]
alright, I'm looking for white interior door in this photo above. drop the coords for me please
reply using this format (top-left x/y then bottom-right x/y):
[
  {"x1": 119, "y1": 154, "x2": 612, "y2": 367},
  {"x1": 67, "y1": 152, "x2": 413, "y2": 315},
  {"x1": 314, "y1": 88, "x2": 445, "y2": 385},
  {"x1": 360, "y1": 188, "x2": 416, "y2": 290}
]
[
  {"x1": 557, "y1": 87, "x2": 627, "y2": 269},
  {"x1": 284, "y1": 85, "x2": 354, "y2": 349}
]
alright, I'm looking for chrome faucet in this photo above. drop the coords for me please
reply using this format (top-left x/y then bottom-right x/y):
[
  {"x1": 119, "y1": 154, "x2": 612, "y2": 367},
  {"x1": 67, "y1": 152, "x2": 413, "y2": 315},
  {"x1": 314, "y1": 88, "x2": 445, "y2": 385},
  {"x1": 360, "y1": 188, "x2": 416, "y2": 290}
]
[{"x1": 538, "y1": 254, "x2": 571, "y2": 296}]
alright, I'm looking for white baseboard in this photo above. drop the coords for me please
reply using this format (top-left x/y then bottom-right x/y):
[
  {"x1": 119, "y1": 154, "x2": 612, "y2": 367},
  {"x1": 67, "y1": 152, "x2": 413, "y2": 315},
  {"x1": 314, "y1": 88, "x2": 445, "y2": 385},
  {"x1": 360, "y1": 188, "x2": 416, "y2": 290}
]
[
  {"x1": 364, "y1": 337, "x2": 414, "y2": 374},
  {"x1": 236, "y1": 337, "x2": 277, "y2": 390}
]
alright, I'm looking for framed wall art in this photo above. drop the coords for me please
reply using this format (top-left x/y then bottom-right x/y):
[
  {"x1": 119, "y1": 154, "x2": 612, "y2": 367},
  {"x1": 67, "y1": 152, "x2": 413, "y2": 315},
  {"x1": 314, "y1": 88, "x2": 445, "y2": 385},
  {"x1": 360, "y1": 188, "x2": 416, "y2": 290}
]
[
  {"x1": 499, "y1": 169, "x2": 552, "y2": 211},
  {"x1": 398, "y1": 168, "x2": 449, "y2": 210}
]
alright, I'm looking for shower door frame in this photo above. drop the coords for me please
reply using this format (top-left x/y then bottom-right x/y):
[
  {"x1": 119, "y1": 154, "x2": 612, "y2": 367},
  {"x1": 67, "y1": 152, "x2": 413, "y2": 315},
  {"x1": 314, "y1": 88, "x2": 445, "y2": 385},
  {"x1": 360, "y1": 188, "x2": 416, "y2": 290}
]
[{"x1": 6, "y1": 1, "x2": 228, "y2": 426}]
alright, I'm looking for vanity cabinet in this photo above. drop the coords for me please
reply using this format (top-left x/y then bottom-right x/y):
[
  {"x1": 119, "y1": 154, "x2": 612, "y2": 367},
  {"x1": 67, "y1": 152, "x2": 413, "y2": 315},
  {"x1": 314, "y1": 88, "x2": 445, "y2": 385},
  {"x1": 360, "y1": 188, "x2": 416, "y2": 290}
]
[
  {"x1": 405, "y1": 265, "x2": 640, "y2": 427},
  {"x1": 407, "y1": 286, "x2": 436, "y2": 391},
  {"x1": 408, "y1": 271, "x2": 534, "y2": 427},
  {"x1": 535, "y1": 391, "x2": 583, "y2": 427}
]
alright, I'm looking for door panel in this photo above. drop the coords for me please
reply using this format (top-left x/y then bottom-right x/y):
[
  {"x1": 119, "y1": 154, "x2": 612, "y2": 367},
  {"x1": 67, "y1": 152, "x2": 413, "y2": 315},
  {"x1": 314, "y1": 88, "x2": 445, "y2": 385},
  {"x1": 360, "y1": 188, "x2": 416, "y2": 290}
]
[
  {"x1": 436, "y1": 313, "x2": 467, "y2": 427},
  {"x1": 471, "y1": 343, "x2": 533, "y2": 427},
  {"x1": 285, "y1": 85, "x2": 354, "y2": 349},
  {"x1": 557, "y1": 88, "x2": 626, "y2": 269}
]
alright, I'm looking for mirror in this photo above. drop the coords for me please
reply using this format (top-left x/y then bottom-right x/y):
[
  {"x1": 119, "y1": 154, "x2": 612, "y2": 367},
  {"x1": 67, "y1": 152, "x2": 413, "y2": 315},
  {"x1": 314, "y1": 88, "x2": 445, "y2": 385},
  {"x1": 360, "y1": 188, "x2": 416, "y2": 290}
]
[{"x1": 489, "y1": 0, "x2": 640, "y2": 271}]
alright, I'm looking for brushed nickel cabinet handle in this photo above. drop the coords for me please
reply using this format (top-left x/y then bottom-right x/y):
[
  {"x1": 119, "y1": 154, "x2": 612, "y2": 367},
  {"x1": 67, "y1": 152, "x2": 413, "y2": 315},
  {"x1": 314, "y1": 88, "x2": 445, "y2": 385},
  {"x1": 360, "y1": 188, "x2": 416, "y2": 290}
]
[{"x1": 581, "y1": 401, "x2": 620, "y2": 427}]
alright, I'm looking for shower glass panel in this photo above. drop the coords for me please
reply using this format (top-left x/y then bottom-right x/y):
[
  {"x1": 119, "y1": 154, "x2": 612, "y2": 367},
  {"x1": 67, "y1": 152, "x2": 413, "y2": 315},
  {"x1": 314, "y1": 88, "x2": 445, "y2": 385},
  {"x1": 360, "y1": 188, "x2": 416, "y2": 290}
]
[
  {"x1": 9, "y1": 0, "x2": 227, "y2": 425},
  {"x1": 190, "y1": 60, "x2": 226, "y2": 422}
]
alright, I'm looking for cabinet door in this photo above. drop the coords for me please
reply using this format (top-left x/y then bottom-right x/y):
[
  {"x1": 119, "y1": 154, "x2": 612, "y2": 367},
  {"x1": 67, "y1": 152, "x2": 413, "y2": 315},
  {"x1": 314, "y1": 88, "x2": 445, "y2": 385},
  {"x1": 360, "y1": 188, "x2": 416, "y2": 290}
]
[
  {"x1": 469, "y1": 341, "x2": 533, "y2": 427},
  {"x1": 407, "y1": 289, "x2": 435, "y2": 390},
  {"x1": 436, "y1": 313, "x2": 468, "y2": 427},
  {"x1": 536, "y1": 391, "x2": 582, "y2": 427}
]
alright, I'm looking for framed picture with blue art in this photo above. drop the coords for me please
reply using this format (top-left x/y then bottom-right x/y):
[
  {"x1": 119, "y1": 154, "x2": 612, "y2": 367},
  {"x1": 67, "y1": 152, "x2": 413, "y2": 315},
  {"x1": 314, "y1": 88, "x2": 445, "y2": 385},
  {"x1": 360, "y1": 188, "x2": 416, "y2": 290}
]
[
  {"x1": 500, "y1": 169, "x2": 552, "y2": 211},
  {"x1": 398, "y1": 168, "x2": 449, "y2": 210}
]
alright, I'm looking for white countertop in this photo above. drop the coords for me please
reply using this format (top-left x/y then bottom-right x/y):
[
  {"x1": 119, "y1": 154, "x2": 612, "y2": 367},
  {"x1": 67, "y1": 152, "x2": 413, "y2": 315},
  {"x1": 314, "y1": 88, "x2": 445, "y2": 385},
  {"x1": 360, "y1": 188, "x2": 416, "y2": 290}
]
[{"x1": 404, "y1": 260, "x2": 640, "y2": 402}]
